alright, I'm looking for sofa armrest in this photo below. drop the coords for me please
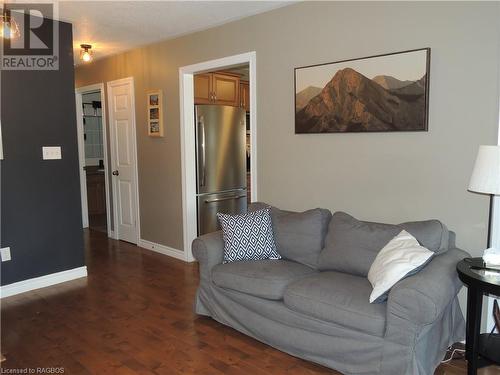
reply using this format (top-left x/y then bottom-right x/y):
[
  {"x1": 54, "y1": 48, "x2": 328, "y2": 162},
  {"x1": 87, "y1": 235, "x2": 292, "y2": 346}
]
[
  {"x1": 387, "y1": 247, "x2": 469, "y2": 326},
  {"x1": 192, "y1": 231, "x2": 224, "y2": 282}
]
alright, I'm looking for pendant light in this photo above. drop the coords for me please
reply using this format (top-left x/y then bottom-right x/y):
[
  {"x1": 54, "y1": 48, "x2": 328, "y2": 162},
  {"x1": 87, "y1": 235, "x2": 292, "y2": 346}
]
[
  {"x1": 80, "y1": 44, "x2": 93, "y2": 63},
  {"x1": 1, "y1": 9, "x2": 20, "y2": 39}
]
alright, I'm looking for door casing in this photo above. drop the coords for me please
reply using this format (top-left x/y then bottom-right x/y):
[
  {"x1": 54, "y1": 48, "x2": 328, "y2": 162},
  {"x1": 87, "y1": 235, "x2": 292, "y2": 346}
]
[
  {"x1": 179, "y1": 51, "x2": 258, "y2": 262},
  {"x1": 75, "y1": 83, "x2": 113, "y2": 238}
]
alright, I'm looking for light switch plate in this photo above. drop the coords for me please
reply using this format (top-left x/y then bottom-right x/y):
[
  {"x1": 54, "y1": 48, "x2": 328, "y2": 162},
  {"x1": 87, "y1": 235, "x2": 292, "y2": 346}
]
[
  {"x1": 1, "y1": 247, "x2": 11, "y2": 262},
  {"x1": 42, "y1": 146, "x2": 62, "y2": 160}
]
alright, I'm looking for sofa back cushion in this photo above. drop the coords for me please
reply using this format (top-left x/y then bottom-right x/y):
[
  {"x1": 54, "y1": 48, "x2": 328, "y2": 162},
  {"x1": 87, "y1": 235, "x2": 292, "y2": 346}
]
[
  {"x1": 274, "y1": 208, "x2": 332, "y2": 268},
  {"x1": 248, "y1": 202, "x2": 332, "y2": 268},
  {"x1": 399, "y1": 220, "x2": 450, "y2": 254},
  {"x1": 318, "y1": 212, "x2": 449, "y2": 276}
]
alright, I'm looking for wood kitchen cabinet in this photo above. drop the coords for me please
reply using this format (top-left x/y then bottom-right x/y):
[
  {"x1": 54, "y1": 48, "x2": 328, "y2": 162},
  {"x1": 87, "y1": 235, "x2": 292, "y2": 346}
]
[
  {"x1": 212, "y1": 73, "x2": 239, "y2": 106},
  {"x1": 86, "y1": 173, "x2": 106, "y2": 215},
  {"x1": 240, "y1": 81, "x2": 250, "y2": 112},
  {"x1": 194, "y1": 72, "x2": 240, "y2": 107},
  {"x1": 194, "y1": 74, "x2": 213, "y2": 104}
]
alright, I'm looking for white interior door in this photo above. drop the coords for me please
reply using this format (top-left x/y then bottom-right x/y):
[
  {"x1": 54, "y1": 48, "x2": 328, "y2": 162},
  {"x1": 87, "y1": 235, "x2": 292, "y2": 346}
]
[{"x1": 107, "y1": 77, "x2": 139, "y2": 244}]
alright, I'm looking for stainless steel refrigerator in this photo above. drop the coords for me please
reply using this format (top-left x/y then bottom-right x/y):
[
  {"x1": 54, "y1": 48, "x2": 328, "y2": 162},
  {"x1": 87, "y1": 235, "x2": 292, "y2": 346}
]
[{"x1": 195, "y1": 105, "x2": 247, "y2": 235}]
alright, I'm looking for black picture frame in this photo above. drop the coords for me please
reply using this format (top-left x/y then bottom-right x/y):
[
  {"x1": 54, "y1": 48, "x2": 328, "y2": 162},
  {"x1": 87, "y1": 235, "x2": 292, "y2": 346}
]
[{"x1": 294, "y1": 48, "x2": 431, "y2": 134}]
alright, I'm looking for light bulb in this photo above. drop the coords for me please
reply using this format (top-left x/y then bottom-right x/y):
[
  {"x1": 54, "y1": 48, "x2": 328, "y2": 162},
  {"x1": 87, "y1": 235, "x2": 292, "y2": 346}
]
[
  {"x1": 1, "y1": 14, "x2": 20, "y2": 39},
  {"x1": 82, "y1": 51, "x2": 91, "y2": 62},
  {"x1": 80, "y1": 44, "x2": 93, "y2": 63}
]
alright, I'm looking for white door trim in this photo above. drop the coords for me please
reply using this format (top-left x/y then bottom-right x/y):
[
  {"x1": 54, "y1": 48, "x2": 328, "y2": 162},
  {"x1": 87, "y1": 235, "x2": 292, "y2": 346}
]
[
  {"x1": 179, "y1": 51, "x2": 258, "y2": 262},
  {"x1": 75, "y1": 90, "x2": 89, "y2": 228},
  {"x1": 75, "y1": 83, "x2": 112, "y2": 238},
  {"x1": 107, "y1": 77, "x2": 141, "y2": 245}
]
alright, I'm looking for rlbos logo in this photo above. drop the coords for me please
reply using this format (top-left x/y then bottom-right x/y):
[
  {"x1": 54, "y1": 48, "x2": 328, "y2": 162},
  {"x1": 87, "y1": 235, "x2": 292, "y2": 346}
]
[{"x1": 1, "y1": 2, "x2": 59, "y2": 70}]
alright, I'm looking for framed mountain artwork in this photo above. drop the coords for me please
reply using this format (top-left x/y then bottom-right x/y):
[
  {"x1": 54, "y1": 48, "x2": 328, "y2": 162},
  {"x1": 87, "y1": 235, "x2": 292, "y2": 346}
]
[{"x1": 294, "y1": 48, "x2": 430, "y2": 133}]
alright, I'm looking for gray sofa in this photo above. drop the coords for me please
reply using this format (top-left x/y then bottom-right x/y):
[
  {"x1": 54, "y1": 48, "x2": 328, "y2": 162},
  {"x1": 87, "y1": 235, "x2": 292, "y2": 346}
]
[{"x1": 193, "y1": 204, "x2": 467, "y2": 375}]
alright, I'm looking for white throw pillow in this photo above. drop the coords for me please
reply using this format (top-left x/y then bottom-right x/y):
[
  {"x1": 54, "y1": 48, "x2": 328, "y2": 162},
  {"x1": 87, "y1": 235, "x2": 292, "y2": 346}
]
[{"x1": 367, "y1": 230, "x2": 434, "y2": 303}]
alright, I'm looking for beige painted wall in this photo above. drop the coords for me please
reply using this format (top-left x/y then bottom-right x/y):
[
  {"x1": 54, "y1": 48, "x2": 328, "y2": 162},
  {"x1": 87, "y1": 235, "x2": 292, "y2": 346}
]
[{"x1": 76, "y1": 2, "x2": 499, "y2": 257}]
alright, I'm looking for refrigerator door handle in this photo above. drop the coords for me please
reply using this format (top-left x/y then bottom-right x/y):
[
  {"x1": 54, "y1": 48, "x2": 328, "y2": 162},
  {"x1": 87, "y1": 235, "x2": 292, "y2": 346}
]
[
  {"x1": 204, "y1": 194, "x2": 246, "y2": 204},
  {"x1": 198, "y1": 115, "x2": 206, "y2": 187}
]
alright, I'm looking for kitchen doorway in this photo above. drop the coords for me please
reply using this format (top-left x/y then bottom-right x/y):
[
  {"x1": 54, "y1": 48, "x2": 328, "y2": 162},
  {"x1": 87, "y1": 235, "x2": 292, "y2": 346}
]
[
  {"x1": 75, "y1": 83, "x2": 112, "y2": 237},
  {"x1": 194, "y1": 64, "x2": 250, "y2": 236},
  {"x1": 179, "y1": 52, "x2": 257, "y2": 262}
]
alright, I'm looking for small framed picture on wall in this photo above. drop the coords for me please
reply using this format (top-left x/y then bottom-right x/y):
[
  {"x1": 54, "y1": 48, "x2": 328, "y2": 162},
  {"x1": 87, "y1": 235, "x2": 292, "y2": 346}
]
[{"x1": 147, "y1": 90, "x2": 164, "y2": 137}]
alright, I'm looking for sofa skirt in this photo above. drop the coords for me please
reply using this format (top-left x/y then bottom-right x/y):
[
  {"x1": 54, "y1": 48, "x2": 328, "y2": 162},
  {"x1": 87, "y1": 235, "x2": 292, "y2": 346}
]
[
  {"x1": 195, "y1": 282, "x2": 464, "y2": 375},
  {"x1": 196, "y1": 283, "x2": 385, "y2": 375}
]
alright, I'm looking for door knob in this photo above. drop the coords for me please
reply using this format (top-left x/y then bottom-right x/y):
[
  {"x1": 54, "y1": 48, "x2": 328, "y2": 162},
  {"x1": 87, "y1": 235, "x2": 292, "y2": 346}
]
[{"x1": 112, "y1": 170, "x2": 119, "y2": 176}]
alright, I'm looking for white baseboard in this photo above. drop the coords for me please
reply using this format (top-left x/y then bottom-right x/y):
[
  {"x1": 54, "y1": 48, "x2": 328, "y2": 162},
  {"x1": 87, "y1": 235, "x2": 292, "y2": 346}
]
[
  {"x1": 138, "y1": 238, "x2": 188, "y2": 262},
  {"x1": 108, "y1": 230, "x2": 117, "y2": 239},
  {"x1": 0, "y1": 266, "x2": 88, "y2": 299}
]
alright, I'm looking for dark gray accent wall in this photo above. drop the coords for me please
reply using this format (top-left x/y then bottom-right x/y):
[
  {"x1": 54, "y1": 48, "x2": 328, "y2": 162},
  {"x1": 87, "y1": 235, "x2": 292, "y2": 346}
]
[{"x1": 1, "y1": 19, "x2": 85, "y2": 285}]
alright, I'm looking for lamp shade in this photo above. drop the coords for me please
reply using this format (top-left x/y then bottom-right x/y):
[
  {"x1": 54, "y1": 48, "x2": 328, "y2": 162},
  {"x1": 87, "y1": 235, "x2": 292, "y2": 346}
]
[{"x1": 469, "y1": 145, "x2": 500, "y2": 195}]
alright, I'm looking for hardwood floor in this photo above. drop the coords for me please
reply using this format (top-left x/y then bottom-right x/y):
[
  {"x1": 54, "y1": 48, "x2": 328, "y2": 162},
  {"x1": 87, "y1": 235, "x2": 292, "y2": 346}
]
[
  {"x1": 1, "y1": 230, "x2": 499, "y2": 374},
  {"x1": 89, "y1": 213, "x2": 107, "y2": 234}
]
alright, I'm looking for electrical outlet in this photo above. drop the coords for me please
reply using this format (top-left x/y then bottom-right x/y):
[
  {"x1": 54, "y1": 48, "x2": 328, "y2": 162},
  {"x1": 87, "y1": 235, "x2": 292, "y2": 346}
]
[
  {"x1": 42, "y1": 146, "x2": 62, "y2": 160},
  {"x1": 1, "y1": 247, "x2": 11, "y2": 262}
]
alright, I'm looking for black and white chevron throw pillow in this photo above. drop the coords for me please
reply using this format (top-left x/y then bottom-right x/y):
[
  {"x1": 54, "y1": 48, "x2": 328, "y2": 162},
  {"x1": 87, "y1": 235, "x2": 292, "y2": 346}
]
[{"x1": 217, "y1": 208, "x2": 281, "y2": 263}]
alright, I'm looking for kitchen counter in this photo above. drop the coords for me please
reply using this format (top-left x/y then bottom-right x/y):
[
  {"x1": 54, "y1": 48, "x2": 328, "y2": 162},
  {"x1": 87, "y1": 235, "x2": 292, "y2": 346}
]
[{"x1": 85, "y1": 166, "x2": 105, "y2": 176}]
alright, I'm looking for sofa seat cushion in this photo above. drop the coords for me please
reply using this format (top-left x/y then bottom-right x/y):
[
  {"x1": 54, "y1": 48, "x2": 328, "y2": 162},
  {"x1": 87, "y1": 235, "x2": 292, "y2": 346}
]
[
  {"x1": 284, "y1": 271, "x2": 387, "y2": 336},
  {"x1": 212, "y1": 260, "x2": 317, "y2": 300}
]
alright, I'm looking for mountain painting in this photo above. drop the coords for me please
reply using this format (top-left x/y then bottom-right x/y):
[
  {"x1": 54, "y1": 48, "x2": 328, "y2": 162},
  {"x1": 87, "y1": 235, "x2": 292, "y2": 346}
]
[{"x1": 295, "y1": 48, "x2": 430, "y2": 133}]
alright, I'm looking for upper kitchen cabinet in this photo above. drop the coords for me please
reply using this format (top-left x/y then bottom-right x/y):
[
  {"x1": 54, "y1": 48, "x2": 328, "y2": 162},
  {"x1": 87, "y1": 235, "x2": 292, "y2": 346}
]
[
  {"x1": 194, "y1": 73, "x2": 213, "y2": 104},
  {"x1": 194, "y1": 72, "x2": 240, "y2": 107},
  {"x1": 212, "y1": 73, "x2": 240, "y2": 106},
  {"x1": 240, "y1": 81, "x2": 250, "y2": 112}
]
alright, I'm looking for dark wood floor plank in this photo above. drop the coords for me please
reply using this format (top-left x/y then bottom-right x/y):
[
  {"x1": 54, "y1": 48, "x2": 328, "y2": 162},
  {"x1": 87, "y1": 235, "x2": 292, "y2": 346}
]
[{"x1": 1, "y1": 229, "x2": 499, "y2": 375}]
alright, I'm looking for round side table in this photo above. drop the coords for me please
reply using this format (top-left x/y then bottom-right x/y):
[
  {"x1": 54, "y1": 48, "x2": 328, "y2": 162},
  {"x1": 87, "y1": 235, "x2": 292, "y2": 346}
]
[{"x1": 457, "y1": 258, "x2": 500, "y2": 375}]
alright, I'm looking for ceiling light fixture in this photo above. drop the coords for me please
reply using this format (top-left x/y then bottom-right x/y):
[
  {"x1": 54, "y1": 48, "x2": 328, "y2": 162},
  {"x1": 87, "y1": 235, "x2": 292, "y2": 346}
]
[
  {"x1": 1, "y1": 9, "x2": 21, "y2": 40},
  {"x1": 80, "y1": 44, "x2": 93, "y2": 63}
]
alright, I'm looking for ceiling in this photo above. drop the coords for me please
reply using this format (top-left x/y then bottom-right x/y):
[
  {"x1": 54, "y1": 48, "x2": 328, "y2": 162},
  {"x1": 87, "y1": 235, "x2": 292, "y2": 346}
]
[
  {"x1": 225, "y1": 64, "x2": 249, "y2": 80},
  {"x1": 55, "y1": 1, "x2": 290, "y2": 65}
]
